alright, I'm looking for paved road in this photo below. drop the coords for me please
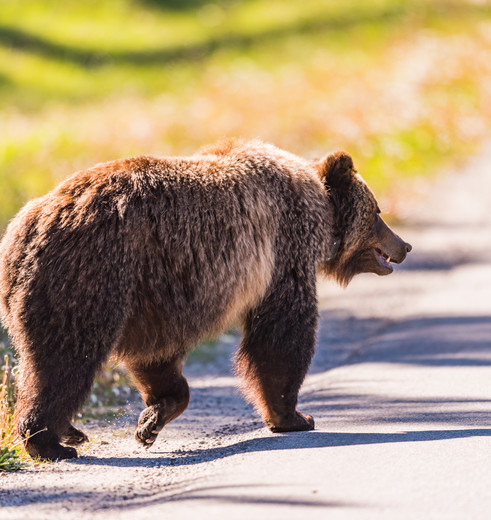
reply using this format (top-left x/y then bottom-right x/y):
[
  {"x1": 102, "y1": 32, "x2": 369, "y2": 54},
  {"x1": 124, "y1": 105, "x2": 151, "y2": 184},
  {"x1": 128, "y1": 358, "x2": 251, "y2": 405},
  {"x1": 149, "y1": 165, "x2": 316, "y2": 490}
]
[{"x1": 1, "y1": 147, "x2": 490, "y2": 519}]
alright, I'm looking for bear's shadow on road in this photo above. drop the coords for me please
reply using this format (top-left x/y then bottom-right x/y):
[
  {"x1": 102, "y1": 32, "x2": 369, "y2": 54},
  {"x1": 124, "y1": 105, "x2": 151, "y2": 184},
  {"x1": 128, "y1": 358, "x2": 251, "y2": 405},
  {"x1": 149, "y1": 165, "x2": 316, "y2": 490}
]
[
  {"x1": 70, "y1": 427, "x2": 491, "y2": 468},
  {"x1": 1, "y1": 481, "x2": 354, "y2": 510}
]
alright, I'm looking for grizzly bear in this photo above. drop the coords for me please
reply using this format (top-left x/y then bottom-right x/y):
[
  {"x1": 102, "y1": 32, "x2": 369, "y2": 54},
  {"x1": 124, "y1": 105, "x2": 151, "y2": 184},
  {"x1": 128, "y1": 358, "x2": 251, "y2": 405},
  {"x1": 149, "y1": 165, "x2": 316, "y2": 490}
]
[{"x1": 0, "y1": 139, "x2": 411, "y2": 460}]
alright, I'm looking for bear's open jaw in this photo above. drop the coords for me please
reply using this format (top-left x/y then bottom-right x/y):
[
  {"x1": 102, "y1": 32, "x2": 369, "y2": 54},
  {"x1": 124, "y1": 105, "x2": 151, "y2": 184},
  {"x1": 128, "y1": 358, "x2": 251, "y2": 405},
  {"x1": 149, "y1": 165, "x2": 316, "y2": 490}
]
[{"x1": 375, "y1": 248, "x2": 393, "y2": 272}]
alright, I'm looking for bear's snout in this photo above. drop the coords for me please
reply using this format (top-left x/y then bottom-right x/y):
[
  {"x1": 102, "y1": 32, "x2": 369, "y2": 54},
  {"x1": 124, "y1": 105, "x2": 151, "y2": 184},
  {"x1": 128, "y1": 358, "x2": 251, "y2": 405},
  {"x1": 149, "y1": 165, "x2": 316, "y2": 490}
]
[
  {"x1": 374, "y1": 216, "x2": 411, "y2": 267},
  {"x1": 388, "y1": 238, "x2": 411, "y2": 265}
]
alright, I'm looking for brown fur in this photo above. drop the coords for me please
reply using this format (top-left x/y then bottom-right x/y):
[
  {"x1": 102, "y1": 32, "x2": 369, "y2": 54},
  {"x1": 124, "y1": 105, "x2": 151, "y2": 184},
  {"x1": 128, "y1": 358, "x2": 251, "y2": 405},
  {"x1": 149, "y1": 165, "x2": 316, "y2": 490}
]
[{"x1": 0, "y1": 138, "x2": 411, "y2": 460}]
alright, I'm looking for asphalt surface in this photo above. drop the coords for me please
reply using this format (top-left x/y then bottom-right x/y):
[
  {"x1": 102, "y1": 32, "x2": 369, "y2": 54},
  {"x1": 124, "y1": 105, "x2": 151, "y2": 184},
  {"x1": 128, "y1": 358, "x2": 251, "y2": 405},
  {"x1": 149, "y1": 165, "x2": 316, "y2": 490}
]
[{"x1": 1, "y1": 146, "x2": 490, "y2": 519}]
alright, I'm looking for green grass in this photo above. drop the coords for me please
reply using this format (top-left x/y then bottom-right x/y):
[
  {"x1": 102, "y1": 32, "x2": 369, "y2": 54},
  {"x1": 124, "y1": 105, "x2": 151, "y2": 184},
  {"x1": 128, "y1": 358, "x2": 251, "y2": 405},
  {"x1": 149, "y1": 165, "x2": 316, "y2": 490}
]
[
  {"x1": 0, "y1": 352, "x2": 28, "y2": 471},
  {"x1": 1, "y1": 1, "x2": 491, "y2": 229},
  {"x1": 0, "y1": 1, "x2": 488, "y2": 108}
]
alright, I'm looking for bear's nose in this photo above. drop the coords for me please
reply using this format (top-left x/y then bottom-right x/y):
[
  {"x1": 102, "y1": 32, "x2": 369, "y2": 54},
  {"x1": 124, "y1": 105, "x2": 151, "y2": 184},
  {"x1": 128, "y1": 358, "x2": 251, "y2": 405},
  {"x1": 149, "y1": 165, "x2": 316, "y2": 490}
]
[{"x1": 405, "y1": 242, "x2": 412, "y2": 253}]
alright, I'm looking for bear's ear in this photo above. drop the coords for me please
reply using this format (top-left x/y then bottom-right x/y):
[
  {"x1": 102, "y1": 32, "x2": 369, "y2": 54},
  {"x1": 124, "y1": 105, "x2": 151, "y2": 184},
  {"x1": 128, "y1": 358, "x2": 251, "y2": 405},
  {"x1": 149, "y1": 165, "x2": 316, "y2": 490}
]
[{"x1": 316, "y1": 151, "x2": 355, "y2": 190}]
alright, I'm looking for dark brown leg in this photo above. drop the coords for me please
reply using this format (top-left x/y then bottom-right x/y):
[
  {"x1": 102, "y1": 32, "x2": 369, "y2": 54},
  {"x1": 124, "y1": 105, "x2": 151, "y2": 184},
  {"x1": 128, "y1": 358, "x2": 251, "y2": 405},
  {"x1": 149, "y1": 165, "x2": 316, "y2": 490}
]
[
  {"x1": 13, "y1": 327, "x2": 111, "y2": 461},
  {"x1": 235, "y1": 271, "x2": 318, "y2": 432},
  {"x1": 15, "y1": 356, "x2": 100, "y2": 460},
  {"x1": 127, "y1": 358, "x2": 190, "y2": 448},
  {"x1": 16, "y1": 413, "x2": 78, "y2": 461}
]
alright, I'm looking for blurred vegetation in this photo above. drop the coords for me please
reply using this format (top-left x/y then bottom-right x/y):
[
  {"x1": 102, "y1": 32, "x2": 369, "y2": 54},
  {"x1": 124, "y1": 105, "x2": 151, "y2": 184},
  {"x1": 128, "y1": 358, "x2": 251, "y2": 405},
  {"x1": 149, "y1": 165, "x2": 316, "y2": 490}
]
[
  {"x1": 1, "y1": 0, "x2": 491, "y2": 440},
  {"x1": 0, "y1": 347, "x2": 28, "y2": 470},
  {"x1": 0, "y1": 0, "x2": 490, "y2": 227}
]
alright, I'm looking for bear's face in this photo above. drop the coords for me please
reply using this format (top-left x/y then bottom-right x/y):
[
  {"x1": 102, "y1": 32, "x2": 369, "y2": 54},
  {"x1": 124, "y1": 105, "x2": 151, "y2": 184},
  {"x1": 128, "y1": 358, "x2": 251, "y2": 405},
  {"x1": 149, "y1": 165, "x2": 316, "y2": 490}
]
[{"x1": 316, "y1": 152, "x2": 411, "y2": 286}]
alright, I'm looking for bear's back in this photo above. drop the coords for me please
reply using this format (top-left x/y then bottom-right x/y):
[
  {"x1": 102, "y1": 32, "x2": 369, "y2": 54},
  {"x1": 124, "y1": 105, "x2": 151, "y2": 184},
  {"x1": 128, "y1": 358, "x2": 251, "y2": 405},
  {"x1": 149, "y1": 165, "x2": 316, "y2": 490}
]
[{"x1": 0, "y1": 142, "x2": 330, "y2": 353}]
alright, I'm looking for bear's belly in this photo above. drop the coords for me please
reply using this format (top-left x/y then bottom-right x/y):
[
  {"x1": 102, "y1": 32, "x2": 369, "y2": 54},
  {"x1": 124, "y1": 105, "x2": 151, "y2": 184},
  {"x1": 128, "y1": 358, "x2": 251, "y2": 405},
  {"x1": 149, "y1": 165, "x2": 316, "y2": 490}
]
[{"x1": 114, "y1": 239, "x2": 274, "y2": 364}]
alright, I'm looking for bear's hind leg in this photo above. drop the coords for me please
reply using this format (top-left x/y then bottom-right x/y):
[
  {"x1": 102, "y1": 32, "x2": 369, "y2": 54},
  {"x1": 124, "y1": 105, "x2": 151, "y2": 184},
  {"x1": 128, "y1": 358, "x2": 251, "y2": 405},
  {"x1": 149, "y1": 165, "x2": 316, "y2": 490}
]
[
  {"x1": 16, "y1": 396, "x2": 79, "y2": 460},
  {"x1": 20, "y1": 428, "x2": 78, "y2": 460},
  {"x1": 235, "y1": 272, "x2": 318, "y2": 432},
  {"x1": 15, "y1": 356, "x2": 102, "y2": 460},
  {"x1": 127, "y1": 357, "x2": 190, "y2": 448}
]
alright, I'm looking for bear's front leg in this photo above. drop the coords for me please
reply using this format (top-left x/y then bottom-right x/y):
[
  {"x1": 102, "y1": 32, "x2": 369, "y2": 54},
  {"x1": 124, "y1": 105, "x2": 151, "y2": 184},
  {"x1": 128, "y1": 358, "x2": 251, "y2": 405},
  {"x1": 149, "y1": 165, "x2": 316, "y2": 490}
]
[
  {"x1": 127, "y1": 358, "x2": 190, "y2": 448},
  {"x1": 235, "y1": 270, "x2": 318, "y2": 433}
]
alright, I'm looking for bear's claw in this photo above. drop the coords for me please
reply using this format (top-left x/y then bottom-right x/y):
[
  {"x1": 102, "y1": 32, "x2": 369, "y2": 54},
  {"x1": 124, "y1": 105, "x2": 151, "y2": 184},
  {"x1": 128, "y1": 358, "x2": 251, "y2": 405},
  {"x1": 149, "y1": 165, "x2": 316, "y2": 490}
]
[
  {"x1": 135, "y1": 403, "x2": 167, "y2": 448},
  {"x1": 61, "y1": 425, "x2": 89, "y2": 446},
  {"x1": 268, "y1": 411, "x2": 315, "y2": 433}
]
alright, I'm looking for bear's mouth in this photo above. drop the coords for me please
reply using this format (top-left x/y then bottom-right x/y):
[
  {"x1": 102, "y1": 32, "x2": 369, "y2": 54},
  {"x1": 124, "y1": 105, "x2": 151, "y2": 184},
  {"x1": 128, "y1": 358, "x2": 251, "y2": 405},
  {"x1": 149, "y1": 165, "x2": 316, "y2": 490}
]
[{"x1": 374, "y1": 248, "x2": 393, "y2": 272}]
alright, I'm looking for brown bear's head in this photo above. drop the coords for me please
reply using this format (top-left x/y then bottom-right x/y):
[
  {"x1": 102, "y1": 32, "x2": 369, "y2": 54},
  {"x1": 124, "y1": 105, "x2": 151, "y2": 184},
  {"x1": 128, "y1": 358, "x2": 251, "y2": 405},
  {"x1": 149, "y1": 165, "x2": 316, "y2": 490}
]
[{"x1": 315, "y1": 152, "x2": 412, "y2": 286}]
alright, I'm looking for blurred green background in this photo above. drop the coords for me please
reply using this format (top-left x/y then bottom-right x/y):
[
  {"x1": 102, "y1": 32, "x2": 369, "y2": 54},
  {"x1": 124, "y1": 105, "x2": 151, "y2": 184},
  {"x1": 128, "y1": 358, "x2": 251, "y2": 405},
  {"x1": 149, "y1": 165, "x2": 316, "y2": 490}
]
[
  {"x1": 1, "y1": 0, "x2": 491, "y2": 423},
  {"x1": 1, "y1": 0, "x2": 491, "y2": 230}
]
